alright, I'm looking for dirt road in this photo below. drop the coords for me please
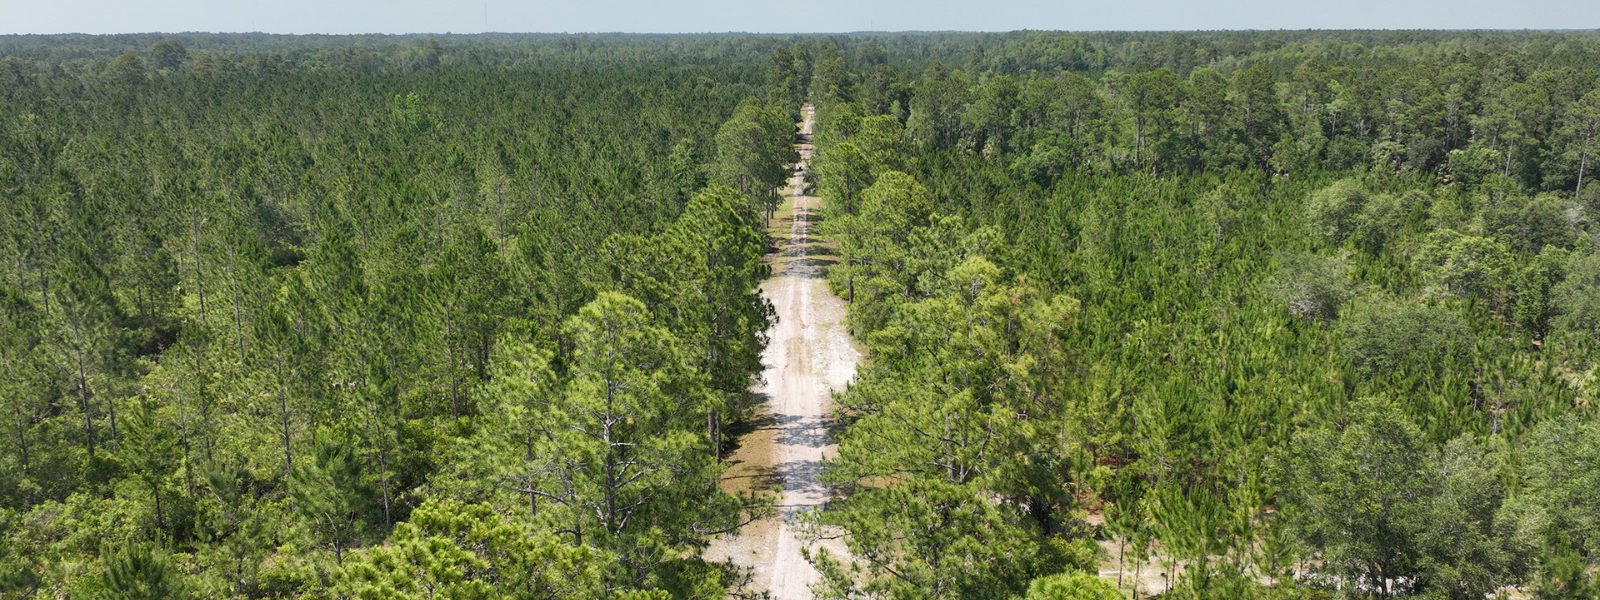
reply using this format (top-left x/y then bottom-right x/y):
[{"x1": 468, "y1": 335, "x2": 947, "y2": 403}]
[{"x1": 706, "y1": 105, "x2": 860, "y2": 599}]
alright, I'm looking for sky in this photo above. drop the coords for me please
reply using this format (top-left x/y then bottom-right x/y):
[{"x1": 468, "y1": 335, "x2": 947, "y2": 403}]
[{"x1": 3, "y1": 0, "x2": 1598, "y2": 35}]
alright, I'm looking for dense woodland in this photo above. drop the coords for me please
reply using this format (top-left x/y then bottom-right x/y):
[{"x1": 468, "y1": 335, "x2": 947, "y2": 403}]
[
  {"x1": 0, "y1": 33, "x2": 799, "y2": 599},
  {"x1": 0, "y1": 29, "x2": 1598, "y2": 600},
  {"x1": 799, "y1": 29, "x2": 1600, "y2": 600}
]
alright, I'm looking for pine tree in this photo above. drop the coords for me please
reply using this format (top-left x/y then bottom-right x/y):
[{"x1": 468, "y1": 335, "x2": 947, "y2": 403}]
[
  {"x1": 98, "y1": 543, "x2": 188, "y2": 600},
  {"x1": 291, "y1": 437, "x2": 377, "y2": 565}
]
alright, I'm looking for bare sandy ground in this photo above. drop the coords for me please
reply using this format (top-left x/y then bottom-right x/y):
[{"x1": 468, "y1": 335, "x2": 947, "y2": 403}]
[{"x1": 705, "y1": 105, "x2": 859, "y2": 599}]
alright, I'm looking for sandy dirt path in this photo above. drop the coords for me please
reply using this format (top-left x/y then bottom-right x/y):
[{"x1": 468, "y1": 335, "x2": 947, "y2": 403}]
[{"x1": 706, "y1": 105, "x2": 860, "y2": 599}]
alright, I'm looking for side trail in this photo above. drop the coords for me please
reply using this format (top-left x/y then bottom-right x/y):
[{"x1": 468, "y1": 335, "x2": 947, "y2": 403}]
[{"x1": 705, "y1": 105, "x2": 861, "y2": 599}]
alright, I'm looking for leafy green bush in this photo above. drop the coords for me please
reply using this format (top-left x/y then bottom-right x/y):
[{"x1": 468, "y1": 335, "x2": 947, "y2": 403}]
[
  {"x1": 1304, "y1": 178, "x2": 1368, "y2": 245},
  {"x1": 1415, "y1": 230, "x2": 1511, "y2": 300},
  {"x1": 1275, "y1": 399, "x2": 1521, "y2": 600},
  {"x1": 1338, "y1": 298, "x2": 1473, "y2": 378},
  {"x1": 1446, "y1": 146, "x2": 1503, "y2": 187},
  {"x1": 1268, "y1": 252, "x2": 1360, "y2": 324},
  {"x1": 1554, "y1": 252, "x2": 1600, "y2": 350}
]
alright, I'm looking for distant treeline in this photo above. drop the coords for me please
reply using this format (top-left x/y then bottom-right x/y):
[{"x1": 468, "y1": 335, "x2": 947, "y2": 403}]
[{"x1": 5, "y1": 30, "x2": 1599, "y2": 84}]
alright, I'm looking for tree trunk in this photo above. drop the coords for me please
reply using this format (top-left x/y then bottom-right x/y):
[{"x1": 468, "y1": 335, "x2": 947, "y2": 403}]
[
  {"x1": 604, "y1": 418, "x2": 616, "y2": 536},
  {"x1": 227, "y1": 246, "x2": 246, "y2": 365},
  {"x1": 496, "y1": 183, "x2": 507, "y2": 246},
  {"x1": 1118, "y1": 537, "x2": 1127, "y2": 589},
  {"x1": 192, "y1": 216, "x2": 207, "y2": 328},
  {"x1": 13, "y1": 400, "x2": 30, "y2": 504},
  {"x1": 106, "y1": 394, "x2": 118, "y2": 449},
  {"x1": 37, "y1": 264, "x2": 49, "y2": 315},
  {"x1": 1133, "y1": 554, "x2": 1143, "y2": 600},
  {"x1": 847, "y1": 265, "x2": 855, "y2": 304},
  {"x1": 446, "y1": 301, "x2": 459, "y2": 419},
  {"x1": 191, "y1": 348, "x2": 214, "y2": 464},
  {"x1": 1578, "y1": 147, "x2": 1589, "y2": 196},
  {"x1": 278, "y1": 378, "x2": 293, "y2": 481},
  {"x1": 709, "y1": 409, "x2": 721, "y2": 462},
  {"x1": 1134, "y1": 120, "x2": 1144, "y2": 168},
  {"x1": 76, "y1": 351, "x2": 95, "y2": 458},
  {"x1": 178, "y1": 386, "x2": 194, "y2": 498},
  {"x1": 152, "y1": 481, "x2": 165, "y2": 530}
]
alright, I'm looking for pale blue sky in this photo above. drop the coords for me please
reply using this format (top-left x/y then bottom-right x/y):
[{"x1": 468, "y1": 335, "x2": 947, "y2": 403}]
[{"x1": 3, "y1": 0, "x2": 1598, "y2": 35}]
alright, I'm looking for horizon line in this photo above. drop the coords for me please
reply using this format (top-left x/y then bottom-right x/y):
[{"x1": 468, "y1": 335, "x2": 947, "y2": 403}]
[{"x1": 4, "y1": 28, "x2": 1599, "y2": 37}]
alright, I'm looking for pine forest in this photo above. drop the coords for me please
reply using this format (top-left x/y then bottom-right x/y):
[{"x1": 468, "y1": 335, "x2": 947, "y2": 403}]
[{"x1": 0, "y1": 29, "x2": 1598, "y2": 600}]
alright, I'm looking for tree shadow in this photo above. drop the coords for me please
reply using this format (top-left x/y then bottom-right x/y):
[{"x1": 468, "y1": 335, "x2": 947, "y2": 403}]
[
  {"x1": 723, "y1": 463, "x2": 782, "y2": 490},
  {"x1": 719, "y1": 411, "x2": 783, "y2": 489},
  {"x1": 776, "y1": 459, "x2": 827, "y2": 513},
  {"x1": 773, "y1": 413, "x2": 831, "y2": 449},
  {"x1": 793, "y1": 208, "x2": 826, "y2": 226},
  {"x1": 722, "y1": 410, "x2": 779, "y2": 454},
  {"x1": 791, "y1": 255, "x2": 838, "y2": 269}
]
